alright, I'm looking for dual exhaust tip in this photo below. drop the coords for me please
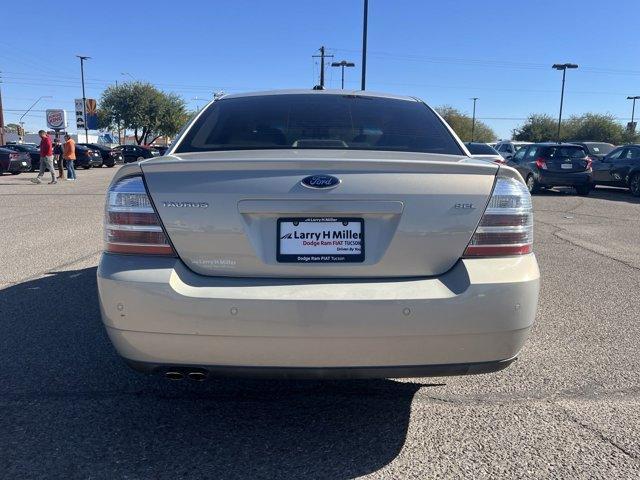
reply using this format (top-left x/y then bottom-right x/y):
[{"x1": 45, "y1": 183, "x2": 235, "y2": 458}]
[{"x1": 164, "y1": 370, "x2": 208, "y2": 382}]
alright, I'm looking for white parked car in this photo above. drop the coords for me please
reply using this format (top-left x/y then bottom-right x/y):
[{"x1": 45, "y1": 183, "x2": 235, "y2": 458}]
[
  {"x1": 97, "y1": 90, "x2": 540, "y2": 380},
  {"x1": 495, "y1": 140, "x2": 532, "y2": 160},
  {"x1": 465, "y1": 142, "x2": 505, "y2": 164}
]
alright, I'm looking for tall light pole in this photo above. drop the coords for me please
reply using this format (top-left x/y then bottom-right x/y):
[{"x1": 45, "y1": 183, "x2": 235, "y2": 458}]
[
  {"x1": 552, "y1": 63, "x2": 578, "y2": 143},
  {"x1": 470, "y1": 97, "x2": 478, "y2": 142},
  {"x1": 627, "y1": 95, "x2": 640, "y2": 132},
  {"x1": 192, "y1": 97, "x2": 203, "y2": 112},
  {"x1": 331, "y1": 61, "x2": 356, "y2": 89},
  {"x1": 361, "y1": 0, "x2": 368, "y2": 90},
  {"x1": 0, "y1": 81, "x2": 4, "y2": 146},
  {"x1": 76, "y1": 55, "x2": 91, "y2": 142}
]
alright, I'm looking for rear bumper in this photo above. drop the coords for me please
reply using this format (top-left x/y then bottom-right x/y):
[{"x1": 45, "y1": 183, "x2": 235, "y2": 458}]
[
  {"x1": 537, "y1": 170, "x2": 591, "y2": 187},
  {"x1": 8, "y1": 159, "x2": 31, "y2": 172},
  {"x1": 97, "y1": 253, "x2": 540, "y2": 378}
]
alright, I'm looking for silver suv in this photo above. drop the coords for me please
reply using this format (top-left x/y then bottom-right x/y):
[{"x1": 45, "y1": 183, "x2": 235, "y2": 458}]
[{"x1": 495, "y1": 141, "x2": 532, "y2": 160}]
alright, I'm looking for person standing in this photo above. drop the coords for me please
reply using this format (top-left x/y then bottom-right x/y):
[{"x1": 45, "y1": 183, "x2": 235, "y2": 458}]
[
  {"x1": 31, "y1": 130, "x2": 56, "y2": 184},
  {"x1": 53, "y1": 137, "x2": 65, "y2": 180},
  {"x1": 63, "y1": 134, "x2": 77, "y2": 181}
]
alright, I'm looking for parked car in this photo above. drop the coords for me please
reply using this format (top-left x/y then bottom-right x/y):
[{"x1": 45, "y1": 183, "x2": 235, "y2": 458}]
[
  {"x1": 74, "y1": 145, "x2": 104, "y2": 169},
  {"x1": 115, "y1": 145, "x2": 158, "y2": 163},
  {"x1": 98, "y1": 89, "x2": 540, "y2": 380},
  {"x1": 78, "y1": 143, "x2": 123, "y2": 167},
  {"x1": 0, "y1": 147, "x2": 31, "y2": 174},
  {"x1": 591, "y1": 144, "x2": 640, "y2": 196},
  {"x1": 507, "y1": 142, "x2": 592, "y2": 195},
  {"x1": 568, "y1": 142, "x2": 616, "y2": 161},
  {"x1": 465, "y1": 142, "x2": 504, "y2": 164},
  {"x1": 494, "y1": 141, "x2": 532, "y2": 160},
  {"x1": 2, "y1": 143, "x2": 41, "y2": 171},
  {"x1": 149, "y1": 145, "x2": 169, "y2": 156}
]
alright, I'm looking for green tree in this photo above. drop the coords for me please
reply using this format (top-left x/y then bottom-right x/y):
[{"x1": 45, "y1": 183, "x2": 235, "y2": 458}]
[
  {"x1": 4, "y1": 123, "x2": 20, "y2": 133},
  {"x1": 563, "y1": 113, "x2": 627, "y2": 144},
  {"x1": 99, "y1": 82, "x2": 188, "y2": 145},
  {"x1": 436, "y1": 106, "x2": 497, "y2": 142},
  {"x1": 512, "y1": 114, "x2": 558, "y2": 142}
]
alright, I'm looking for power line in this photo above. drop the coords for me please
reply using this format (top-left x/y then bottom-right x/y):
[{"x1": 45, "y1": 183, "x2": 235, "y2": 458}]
[{"x1": 330, "y1": 47, "x2": 640, "y2": 77}]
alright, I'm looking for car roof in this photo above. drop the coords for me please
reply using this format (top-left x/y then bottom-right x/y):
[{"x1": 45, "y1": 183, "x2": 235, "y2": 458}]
[
  {"x1": 218, "y1": 89, "x2": 419, "y2": 103},
  {"x1": 532, "y1": 142, "x2": 582, "y2": 147}
]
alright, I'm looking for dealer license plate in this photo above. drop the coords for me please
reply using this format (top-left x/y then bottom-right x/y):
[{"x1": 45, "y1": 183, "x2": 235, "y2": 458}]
[{"x1": 277, "y1": 217, "x2": 364, "y2": 263}]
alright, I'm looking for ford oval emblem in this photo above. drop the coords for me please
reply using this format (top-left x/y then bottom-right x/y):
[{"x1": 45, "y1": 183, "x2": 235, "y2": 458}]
[{"x1": 301, "y1": 175, "x2": 341, "y2": 189}]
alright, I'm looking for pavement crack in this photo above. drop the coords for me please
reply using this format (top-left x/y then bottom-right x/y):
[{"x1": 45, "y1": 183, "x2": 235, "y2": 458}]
[
  {"x1": 536, "y1": 219, "x2": 640, "y2": 273},
  {"x1": 554, "y1": 404, "x2": 639, "y2": 461}
]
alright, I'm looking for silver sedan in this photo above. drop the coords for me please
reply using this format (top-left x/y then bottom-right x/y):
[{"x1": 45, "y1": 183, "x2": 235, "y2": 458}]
[{"x1": 97, "y1": 90, "x2": 539, "y2": 380}]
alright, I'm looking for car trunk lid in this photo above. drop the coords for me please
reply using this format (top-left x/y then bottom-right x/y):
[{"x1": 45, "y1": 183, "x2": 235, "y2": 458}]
[{"x1": 140, "y1": 150, "x2": 498, "y2": 278}]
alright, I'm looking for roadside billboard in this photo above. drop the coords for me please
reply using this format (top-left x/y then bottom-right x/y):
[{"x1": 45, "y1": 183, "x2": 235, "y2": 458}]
[
  {"x1": 75, "y1": 99, "x2": 85, "y2": 129},
  {"x1": 85, "y1": 99, "x2": 98, "y2": 130},
  {"x1": 46, "y1": 109, "x2": 67, "y2": 130}
]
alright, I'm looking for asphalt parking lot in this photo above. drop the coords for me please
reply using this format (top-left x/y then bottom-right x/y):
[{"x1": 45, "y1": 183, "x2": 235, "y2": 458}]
[{"x1": 1, "y1": 167, "x2": 639, "y2": 479}]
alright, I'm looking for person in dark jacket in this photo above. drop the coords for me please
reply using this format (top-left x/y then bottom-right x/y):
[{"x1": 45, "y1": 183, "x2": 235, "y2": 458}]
[{"x1": 53, "y1": 137, "x2": 65, "y2": 180}]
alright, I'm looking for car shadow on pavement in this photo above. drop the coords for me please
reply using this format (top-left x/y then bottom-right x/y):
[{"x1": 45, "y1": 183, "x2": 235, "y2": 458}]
[
  {"x1": 0, "y1": 267, "x2": 429, "y2": 479},
  {"x1": 534, "y1": 186, "x2": 640, "y2": 204}
]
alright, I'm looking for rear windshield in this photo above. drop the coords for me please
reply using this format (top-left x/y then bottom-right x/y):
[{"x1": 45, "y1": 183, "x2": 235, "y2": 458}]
[
  {"x1": 466, "y1": 143, "x2": 498, "y2": 155},
  {"x1": 544, "y1": 146, "x2": 587, "y2": 158},
  {"x1": 584, "y1": 143, "x2": 615, "y2": 155},
  {"x1": 175, "y1": 94, "x2": 463, "y2": 155}
]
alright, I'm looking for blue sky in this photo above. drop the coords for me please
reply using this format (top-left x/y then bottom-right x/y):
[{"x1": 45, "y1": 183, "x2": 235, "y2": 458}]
[{"x1": 2, "y1": 0, "x2": 640, "y2": 138}]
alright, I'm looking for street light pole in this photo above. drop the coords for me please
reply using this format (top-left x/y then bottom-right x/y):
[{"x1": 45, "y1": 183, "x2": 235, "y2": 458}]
[
  {"x1": 76, "y1": 55, "x2": 91, "y2": 142},
  {"x1": 471, "y1": 97, "x2": 478, "y2": 142},
  {"x1": 331, "y1": 61, "x2": 356, "y2": 89},
  {"x1": 627, "y1": 96, "x2": 640, "y2": 131},
  {"x1": 361, "y1": 0, "x2": 368, "y2": 90},
  {"x1": 552, "y1": 63, "x2": 578, "y2": 143}
]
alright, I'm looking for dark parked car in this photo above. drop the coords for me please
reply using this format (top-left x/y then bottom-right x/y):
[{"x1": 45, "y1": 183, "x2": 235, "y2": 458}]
[
  {"x1": 0, "y1": 147, "x2": 31, "y2": 175},
  {"x1": 568, "y1": 141, "x2": 616, "y2": 161},
  {"x1": 465, "y1": 142, "x2": 504, "y2": 164},
  {"x1": 2, "y1": 143, "x2": 41, "y2": 171},
  {"x1": 73, "y1": 145, "x2": 104, "y2": 169},
  {"x1": 78, "y1": 143, "x2": 123, "y2": 167},
  {"x1": 507, "y1": 143, "x2": 592, "y2": 195},
  {"x1": 115, "y1": 145, "x2": 158, "y2": 163},
  {"x1": 591, "y1": 144, "x2": 640, "y2": 196}
]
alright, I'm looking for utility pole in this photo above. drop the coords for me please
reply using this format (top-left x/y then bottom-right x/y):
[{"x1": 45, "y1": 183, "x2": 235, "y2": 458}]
[
  {"x1": 76, "y1": 55, "x2": 91, "y2": 142},
  {"x1": 627, "y1": 96, "x2": 640, "y2": 132},
  {"x1": 0, "y1": 77, "x2": 5, "y2": 146},
  {"x1": 312, "y1": 46, "x2": 333, "y2": 89},
  {"x1": 552, "y1": 63, "x2": 578, "y2": 143},
  {"x1": 470, "y1": 97, "x2": 478, "y2": 142},
  {"x1": 361, "y1": 0, "x2": 368, "y2": 90},
  {"x1": 115, "y1": 80, "x2": 122, "y2": 144},
  {"x1": 331, "y1": 61, "x2": 356, "y2": 89}
]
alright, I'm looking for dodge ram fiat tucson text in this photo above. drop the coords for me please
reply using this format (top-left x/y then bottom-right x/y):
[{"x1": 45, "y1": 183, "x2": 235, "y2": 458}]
[{"x1": 97, "y1": 90, "x2": 540, "y2": 380}]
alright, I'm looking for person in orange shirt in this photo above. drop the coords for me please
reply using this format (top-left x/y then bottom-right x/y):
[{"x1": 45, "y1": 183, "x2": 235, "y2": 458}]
[{"x1": 63, "y1": 134, "x2": 77, "y2": 181}]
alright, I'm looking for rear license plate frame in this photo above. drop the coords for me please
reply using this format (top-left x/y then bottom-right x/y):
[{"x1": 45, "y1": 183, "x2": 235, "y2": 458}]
[{"x1": 277, "y1": 217, "x2": 365, "y2": 263}]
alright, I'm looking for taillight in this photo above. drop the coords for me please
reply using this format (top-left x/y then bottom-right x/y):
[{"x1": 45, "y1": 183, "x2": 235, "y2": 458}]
[
  {"x1": 464, "y1": 175, "x2": 533, "y2": 257},
  {"x1": 535, "y1": 158, "x2": 547, "y2": 170},
  {"x1": 104, "y1": 176, "x2": 175, "y2": 255}
]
